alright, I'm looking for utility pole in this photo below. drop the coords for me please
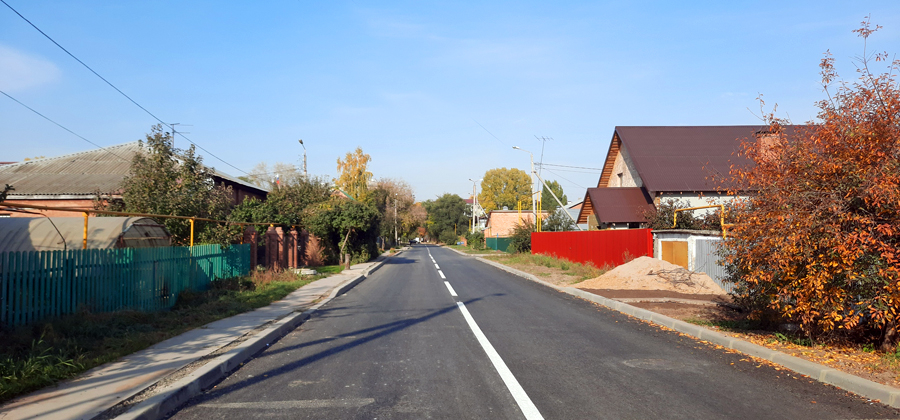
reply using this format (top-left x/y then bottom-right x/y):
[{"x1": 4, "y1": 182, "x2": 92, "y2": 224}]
[
  {"x1": 513, "y1": 146, "x2": 538, "y2": 230},
  {"x1": 535, "y1": 136, "x2": 552, "y2": 177},
  {"x1": 468, "y1": 178, "x2": 481, "y2": 233},
  {"x1": 394, "y1": 195, "x2": 398, "y2": 247},
  {"x1": 298, "y1": 139, "x2": 307, "y2": 178}
]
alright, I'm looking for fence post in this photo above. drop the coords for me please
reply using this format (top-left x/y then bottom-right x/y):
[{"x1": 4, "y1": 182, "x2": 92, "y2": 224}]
[
  {"x1": 286, "y1": 228, "x2": 299, "y2": 269},
  {"x1": 243, "y1": 226, "x2": 258, "y2": 269},
  {"x1": 265, "y1": 226, "x2": 284, "y2": 271}
]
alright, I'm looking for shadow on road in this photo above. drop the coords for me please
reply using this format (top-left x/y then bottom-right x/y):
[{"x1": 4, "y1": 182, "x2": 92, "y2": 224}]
[{"x1": 184, "y1": 295, "x2": 498, "y2": 406}]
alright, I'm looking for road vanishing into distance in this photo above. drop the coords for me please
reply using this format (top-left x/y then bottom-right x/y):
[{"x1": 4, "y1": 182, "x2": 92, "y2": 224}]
[{"x1": 166, "y1": 245, "x2": 899, "y2": 419}]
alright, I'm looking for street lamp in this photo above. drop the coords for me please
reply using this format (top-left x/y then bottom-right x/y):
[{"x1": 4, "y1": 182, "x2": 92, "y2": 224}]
[
  {"x1": 298, "y1": 139, "x2": 307, "y2": 178},
  {"x1": 468, "y1": 178, "x2": 482, "y2": 233},
  {"x1": 512, "y1": 146, "x2": 537, "y2": 228}
]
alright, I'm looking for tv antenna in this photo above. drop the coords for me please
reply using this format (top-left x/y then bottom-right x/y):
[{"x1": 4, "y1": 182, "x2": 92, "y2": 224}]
[
  {"x1": 170, "y1": 123, "x2": 192, "y2": 149},
  {"x1": 535, "y1": 136, "x2": 553, "y2": 176}
]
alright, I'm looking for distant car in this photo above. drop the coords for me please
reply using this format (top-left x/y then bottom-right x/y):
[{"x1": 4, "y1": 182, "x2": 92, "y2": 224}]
[{"x1": 409, "y1": 240, "x2": 416, "y2": 245}]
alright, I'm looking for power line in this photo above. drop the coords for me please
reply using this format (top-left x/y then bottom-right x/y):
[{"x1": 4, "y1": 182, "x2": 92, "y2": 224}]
[
  {"x1": 1, "y1": 0, "x2": 250, "y2": 176},
  {"x1": 537, "y1": 163, "x2": 604, "y2": 171},
  {"x1": 473, "y1": 119, "x2": 507, "y2": 146},
  {"x1": 541, "y1": 168, "x2": 588, "y2": 190},
  {"x1": 1, "y1": 89, "x2": 129, "y2": 161}
]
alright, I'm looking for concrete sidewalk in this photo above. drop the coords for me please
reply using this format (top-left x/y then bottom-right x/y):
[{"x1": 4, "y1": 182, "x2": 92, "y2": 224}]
[{"x1": 0, "y1": 255, "x2": 393, "y2": 420}]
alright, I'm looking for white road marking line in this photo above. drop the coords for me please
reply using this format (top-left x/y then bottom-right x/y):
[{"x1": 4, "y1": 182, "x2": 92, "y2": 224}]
[
  {"x1": 434, "y1": 263, "x2": 440, "y2": 270},
  {"x1": 198, "y1": 398, "x2": 375, "y2": 409},
  {"x1": 444, "y1": 281, "x2": 458, "y2": 297},
  {"x1": 438, "y1": 270, "x2": 446, "y2": 279},
  {"x1": 455, "y1": 302, "x2": 544, "y2": 420}
]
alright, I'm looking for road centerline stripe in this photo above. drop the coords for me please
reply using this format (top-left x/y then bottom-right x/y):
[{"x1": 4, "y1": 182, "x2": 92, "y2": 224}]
[
  {"x1": 444, "y1": 281, "x2": 458, "y2": 297},
  {"x1": 438, "y1": 270, "x2": 446, "y2": 279},
  {"x1": 434, "y1": 263, "x2": 440, "y2": 269},
  {"x1": 455, "y1": 302, "x2": 544, "y2": 420}
]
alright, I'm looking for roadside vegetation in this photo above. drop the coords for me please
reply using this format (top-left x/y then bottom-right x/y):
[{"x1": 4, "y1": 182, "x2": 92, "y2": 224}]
[
  {"x1": 719, "y1": 20, "x2": 900, "y2": 353},
  {"x1": 485, "y1": 253, "x2": 607, "y2": 286},
  {"x1": 0, "y1": 267, "x2": 341, "y2": 404}
]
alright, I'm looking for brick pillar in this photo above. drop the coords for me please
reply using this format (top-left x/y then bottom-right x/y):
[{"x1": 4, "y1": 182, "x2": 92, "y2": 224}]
[
  {"x1": 243, "y1": 226, "x2": 258, "y2": 269},
  {"x1": 285, "y1": 228, "x2": 299, "y2": 268},
  {"x1": 298, "y1": 229, "x2": 309, "y2": 266},
  {"x1": 265, "y1": 226, "x2": 284, "y2": 271}
]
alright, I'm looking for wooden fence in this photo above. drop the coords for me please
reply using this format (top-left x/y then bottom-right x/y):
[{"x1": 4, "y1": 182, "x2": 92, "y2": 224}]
[{"x1": 0, "y1": 244, "x2": 251, "y2": 327}]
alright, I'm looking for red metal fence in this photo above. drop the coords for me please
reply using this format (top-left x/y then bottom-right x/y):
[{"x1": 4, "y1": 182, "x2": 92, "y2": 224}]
[{"x1": 531, "y1": 229, "x2": 653, "y2": 268}]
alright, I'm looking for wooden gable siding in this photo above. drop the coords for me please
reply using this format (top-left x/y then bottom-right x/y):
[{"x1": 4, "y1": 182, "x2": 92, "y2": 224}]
[
  {"x1": 597, "y1": 132, "x2": 621, "y2": 188},
  {"x1": 576, "y1": 191, "x2": 595, "y2": 224}
]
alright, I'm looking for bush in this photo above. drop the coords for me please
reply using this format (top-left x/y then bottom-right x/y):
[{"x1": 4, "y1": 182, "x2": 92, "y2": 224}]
[
  {"x1": 722, "y1": 22, "x2": 900, "y2": 350},
  {"x1": 465, "y1": 230, "x2": 485, "y2": 250},
  {"x1": 507, "y1": 221, "x2": 534, "y2": 253},
  {"x1": 439, "y1": 229, "x2": 458, "y2": 245}
]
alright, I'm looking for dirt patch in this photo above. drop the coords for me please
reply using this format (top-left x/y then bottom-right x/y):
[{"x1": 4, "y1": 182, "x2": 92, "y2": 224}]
[
  {"x1": 582, "y1": 291, "x2": 900, "y2": 390},
  {"x1": 577, "y1": 256, "x2": 725, "y2": 294},
  {"x1": 581, "y1": 289, "x2": 731, "y2": 305},
  {"x1": 500, "y1": 262, "x2": 584, "y2": 286}
]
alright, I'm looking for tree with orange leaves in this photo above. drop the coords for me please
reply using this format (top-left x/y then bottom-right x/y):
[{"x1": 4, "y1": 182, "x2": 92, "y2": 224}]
[{"x1": 723, "y1": 18, "x2": 900, "y2": 350}]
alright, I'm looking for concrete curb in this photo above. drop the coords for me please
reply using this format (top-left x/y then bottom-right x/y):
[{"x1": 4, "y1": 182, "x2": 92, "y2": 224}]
[
  {"x1": 474, "y1": 256, "x2": 900, "y2": 408},
  {"x1": 115, "y1": 253, "x2": 398, "y2": 420}
]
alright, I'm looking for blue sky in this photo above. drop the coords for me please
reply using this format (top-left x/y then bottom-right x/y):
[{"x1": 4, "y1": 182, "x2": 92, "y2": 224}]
[{"x1": 2, "y1": 1, "x2": 898, "y2": 202}]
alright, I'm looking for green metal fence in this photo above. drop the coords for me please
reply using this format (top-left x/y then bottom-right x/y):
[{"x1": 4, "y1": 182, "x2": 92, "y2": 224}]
[
  {"x1": 486, "y1": 237, "x2": 512, "y2": 252},
  {"x1": 0, "y1": 244, "x2": 251, "y2": 327}
]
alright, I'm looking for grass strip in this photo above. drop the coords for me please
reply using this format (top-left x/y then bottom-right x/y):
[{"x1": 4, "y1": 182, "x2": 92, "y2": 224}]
[
  {"x1": 447, "y1": 244, "x2": 505, "y2": 255},
  {"x1": 0, "y1": 266, "x2": 342, "y2": 403},
  {"x1": 484, "y1": 253, "x2": 608, "y2": 282}
]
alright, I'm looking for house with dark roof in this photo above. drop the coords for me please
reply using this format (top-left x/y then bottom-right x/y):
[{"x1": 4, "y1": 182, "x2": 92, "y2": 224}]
[
  {"x1": 0, "y1": 142, "x2": 268, "y2": 218},
  {"x1": 577, "y1": 126, "x2": 776, "y2": 229}
]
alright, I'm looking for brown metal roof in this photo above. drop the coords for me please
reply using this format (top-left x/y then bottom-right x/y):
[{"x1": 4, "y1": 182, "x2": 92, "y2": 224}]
[
  {"x1": 613, "y1": 126, "x2": 768, "y2": 194},
  {"x1": 0, "y1": 142, "x2": 268, "y2": 198},
  {"x1": 584, "y1": 187, "x2": 654, "y2": 224}
]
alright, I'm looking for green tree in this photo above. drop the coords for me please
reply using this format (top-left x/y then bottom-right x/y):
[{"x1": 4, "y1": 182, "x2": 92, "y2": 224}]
[
  {"x1": 306, "y1": 198, "x2": 381, "y2": 265},
  {"x1": 507, "y1": 220, "x2": 534, "y2": 253},
  {"x1": 117, "y1": 125, "x2": 234, "y2": 245},
  {"x1": 542, "y1": 208, "x2": 576, "y2": 232},
  {"x1": 335, "y1": 147, "x2": 373, "y2": 201},
  {"x1": 540, "y1": 179, "x2": 567, "y2": 212},
  {"x1": 229, "y1": 175, "x2": 333, "y2": 228},
  {"x1": 478, "y1": 168, "x2": 532, "y2": 212},
  {"x1": 423, "y1": 194, "x2": 468, "y2": 243}
]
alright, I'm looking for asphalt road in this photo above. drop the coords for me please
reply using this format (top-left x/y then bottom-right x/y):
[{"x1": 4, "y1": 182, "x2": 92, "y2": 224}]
[{"x1": 166, "y1": 245, "x2": 899, "y2": 419}]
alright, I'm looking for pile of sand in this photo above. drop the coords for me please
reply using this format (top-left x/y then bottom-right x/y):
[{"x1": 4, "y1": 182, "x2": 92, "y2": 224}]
[{"x1": 576, "y1": 256, "x2": 726, "y2": 295}]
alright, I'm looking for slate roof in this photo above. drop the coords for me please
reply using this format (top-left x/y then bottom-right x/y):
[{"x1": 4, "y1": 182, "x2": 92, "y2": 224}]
[
  {"x1": 613, "y1": 126, "x2": 769, "y2": 194},
  {"x1": 0, "y1": 142, "x2": 267, "y2": 198}
]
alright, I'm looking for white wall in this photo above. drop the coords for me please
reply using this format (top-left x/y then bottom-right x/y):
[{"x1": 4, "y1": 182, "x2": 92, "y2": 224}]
[{"x1": 606, "y1": 145, "x2": 643, "y2": 188}]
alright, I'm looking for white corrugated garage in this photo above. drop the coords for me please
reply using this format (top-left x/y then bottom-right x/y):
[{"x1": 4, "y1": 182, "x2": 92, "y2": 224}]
[{"x1": 0, "y1": 217, "x2": 171, "y2": 253}]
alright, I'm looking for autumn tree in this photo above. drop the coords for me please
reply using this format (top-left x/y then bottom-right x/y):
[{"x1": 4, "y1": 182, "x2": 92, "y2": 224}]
[
  {"x1": 540, "y1": 179, "x2": 567, "y2": 212},
  {"x1": 478, "y1": 168, "x2": 532, "y2": 212},
  {"x1": 722, "y1": 19, "x2": 900, "y2": 350},
  {"x1": 368, "y1": 178, "x2": 416, "y2": 245},
  {"x1": 335, "y1": 147, "x2": 373, "y2": 201}
]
